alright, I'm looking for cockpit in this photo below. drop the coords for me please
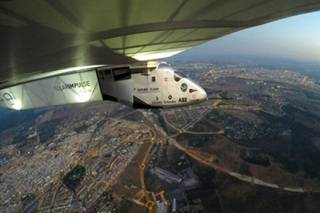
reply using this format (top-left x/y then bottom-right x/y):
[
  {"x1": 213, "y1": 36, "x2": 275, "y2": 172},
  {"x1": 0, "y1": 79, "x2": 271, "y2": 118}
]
[{"x1": 174, "y1": 72, "x2": 186, "y2": 82}]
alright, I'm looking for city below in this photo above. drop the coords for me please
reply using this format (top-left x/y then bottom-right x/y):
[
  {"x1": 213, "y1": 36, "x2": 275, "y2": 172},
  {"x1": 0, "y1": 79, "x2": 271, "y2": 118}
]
[{"x1": 1, "y1": 62, "x2": 320, "y2": 212}]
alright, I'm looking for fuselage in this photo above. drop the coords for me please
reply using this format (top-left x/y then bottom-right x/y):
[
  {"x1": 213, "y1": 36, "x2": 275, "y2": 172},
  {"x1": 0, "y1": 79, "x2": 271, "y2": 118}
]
[
  {"x1": 0, "y1": 61, "x2": 207, "y2": 110},
  {"x1": 97, "y1": 62, "x2": 207, "y2": 108}
]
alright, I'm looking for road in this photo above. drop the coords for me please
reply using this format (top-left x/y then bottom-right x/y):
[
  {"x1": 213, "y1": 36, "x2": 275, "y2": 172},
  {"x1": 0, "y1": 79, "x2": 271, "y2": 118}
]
[
  {"x1": 162, "y1": 107, "x2": 224, "y2": 135},
  {"x1": 161, "y1": 104, "x2": 320, "y2": 194},
  {"x1": 169, "y1": 138, "x2": 320, "y2": 193}
]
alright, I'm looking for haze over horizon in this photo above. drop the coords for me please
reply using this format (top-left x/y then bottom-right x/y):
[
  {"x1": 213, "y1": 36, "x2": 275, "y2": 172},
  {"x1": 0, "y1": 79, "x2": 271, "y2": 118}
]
[{"x1": 175, "y1": 11, "x2": 320, "y2": 65}]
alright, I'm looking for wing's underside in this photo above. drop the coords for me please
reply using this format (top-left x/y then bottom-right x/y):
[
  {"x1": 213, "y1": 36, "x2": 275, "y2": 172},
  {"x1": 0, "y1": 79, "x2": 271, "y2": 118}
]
[{"x1": 1, "y1": 0, "x2": 320, "y2": 85}]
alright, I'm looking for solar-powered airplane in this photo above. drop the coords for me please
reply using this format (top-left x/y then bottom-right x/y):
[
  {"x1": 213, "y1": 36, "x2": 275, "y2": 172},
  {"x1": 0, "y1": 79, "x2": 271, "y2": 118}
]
[
  {"x1": 1, "y1": 0, "x2": 320, "y2": 110},
  {"x1": 0, "y1": 61, "x2": 207, "y2": 109}
]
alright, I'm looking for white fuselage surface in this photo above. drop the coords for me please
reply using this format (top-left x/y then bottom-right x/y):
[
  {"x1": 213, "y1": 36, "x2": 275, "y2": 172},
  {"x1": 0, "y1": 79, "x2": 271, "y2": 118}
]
[
  {"x1": 97, "y1": 62, "x2": 207, "y2": 108},
  {"x1": 0, "y1": 62, "x2": 207, "y2": 110}
]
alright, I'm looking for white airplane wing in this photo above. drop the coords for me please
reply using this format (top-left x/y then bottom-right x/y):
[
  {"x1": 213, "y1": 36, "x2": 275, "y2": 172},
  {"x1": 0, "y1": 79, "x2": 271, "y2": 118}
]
[{"x1": 1, "y1": 0, "x2": 320, "y2": 109}]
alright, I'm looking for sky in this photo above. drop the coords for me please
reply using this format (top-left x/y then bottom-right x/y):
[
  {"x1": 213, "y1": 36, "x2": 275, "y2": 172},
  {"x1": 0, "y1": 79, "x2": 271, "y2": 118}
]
[{"x1": 177, "y1": 11, "x2": 320, "y2": 64}]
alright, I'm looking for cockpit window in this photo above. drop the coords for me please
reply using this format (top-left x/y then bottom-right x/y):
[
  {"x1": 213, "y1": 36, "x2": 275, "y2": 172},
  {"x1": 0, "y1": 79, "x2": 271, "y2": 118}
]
[
  {"x1": 174, "y1": 74, "x2": 182, "y2": 82},
  {"x1": 174, "y1": 71, "x2": 188, "y2": 82}
]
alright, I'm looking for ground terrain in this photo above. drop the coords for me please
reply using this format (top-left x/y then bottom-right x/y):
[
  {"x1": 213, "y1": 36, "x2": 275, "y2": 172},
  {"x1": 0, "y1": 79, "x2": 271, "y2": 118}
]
[{"x1": 1, "y1": 63, "x2": 320, "y2": 212}]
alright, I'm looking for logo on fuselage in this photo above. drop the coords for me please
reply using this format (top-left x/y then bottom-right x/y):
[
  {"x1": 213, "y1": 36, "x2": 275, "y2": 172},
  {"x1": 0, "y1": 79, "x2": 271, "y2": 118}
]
[
  {"x1": 0, "y1": 92, "x2": 16, "y2": 106},
  {"x1": 55, "y1": 81, "x2": 90, "y2": 91},
  {"x1": 179, "y1": 97, "x2": 187, "y2": 102},
  {"x1": 181, "y1": 83, "x2": 188, "y2": 92}
]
